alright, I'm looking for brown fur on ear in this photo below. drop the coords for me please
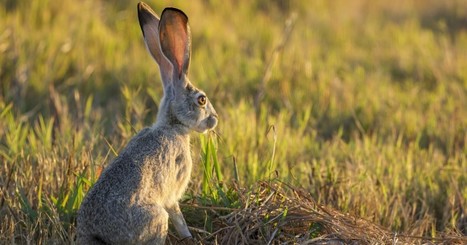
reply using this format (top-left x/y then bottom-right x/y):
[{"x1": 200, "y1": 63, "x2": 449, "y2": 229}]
[{"x1": 159, "y1": 8, "x2": 191, "y2": 80}]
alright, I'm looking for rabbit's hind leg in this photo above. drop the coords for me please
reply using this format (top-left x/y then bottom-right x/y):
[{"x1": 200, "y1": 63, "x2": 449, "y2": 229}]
[
  {"x1": 126, "y1": 204, "x2": 169, "y2": 245},
  {"x1": 77, "y1": 204, "x2": 169, "y2": 245}
]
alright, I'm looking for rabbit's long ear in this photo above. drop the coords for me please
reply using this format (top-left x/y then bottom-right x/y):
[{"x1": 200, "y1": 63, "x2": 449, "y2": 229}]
[
  {"x1": 159, "y1": 8, "x2": 191, "y2": 87},
  {"x1": 137, "y1": 2, "x2": 173, "y2": 91}
]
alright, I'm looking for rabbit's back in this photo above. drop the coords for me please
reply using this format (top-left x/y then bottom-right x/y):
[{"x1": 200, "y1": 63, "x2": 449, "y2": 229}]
[
  {"x1": 77, "y1": 127, "x2": 192, "y2": 243},
  {"x1": 85, "y1": 127, "x2": 191, "y2": 203}
]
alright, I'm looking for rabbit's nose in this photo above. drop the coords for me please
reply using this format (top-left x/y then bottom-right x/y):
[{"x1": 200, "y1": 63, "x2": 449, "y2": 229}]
[
  {"x1": 205, "y1": 114, "x2": 218, "y2": 130},
  {"x1": 209, "y1": 106, "x2": 218, "y2": 119}
]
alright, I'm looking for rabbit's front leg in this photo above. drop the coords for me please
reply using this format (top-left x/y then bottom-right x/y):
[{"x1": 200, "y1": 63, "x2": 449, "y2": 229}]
[{"x1": 166, "y1": 202, "x2": 192, "y2": 238}]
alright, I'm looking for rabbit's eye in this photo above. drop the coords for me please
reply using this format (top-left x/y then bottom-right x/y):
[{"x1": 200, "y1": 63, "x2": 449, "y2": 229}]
[{"x1": 197, "y1": 95, "x2": 207, "y2": 106}]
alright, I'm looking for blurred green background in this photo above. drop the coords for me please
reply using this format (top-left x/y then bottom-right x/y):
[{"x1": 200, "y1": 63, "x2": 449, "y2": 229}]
[{"x1": 0, "y1": 0, "x2": 466, "y2": 242}]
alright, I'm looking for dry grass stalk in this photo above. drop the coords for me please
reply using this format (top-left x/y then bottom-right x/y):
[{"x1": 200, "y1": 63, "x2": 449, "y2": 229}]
[{"x1": 171, "y1": 181, "x2": 467, "y2": 244}]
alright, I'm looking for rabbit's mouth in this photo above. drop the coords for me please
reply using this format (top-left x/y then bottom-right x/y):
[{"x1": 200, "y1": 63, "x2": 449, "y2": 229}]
[{"x1": 194, "y1": 114, "x2": 218, "y2": 133}]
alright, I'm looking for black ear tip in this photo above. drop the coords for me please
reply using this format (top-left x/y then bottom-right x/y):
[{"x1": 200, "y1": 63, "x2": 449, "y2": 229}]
[
  {"x1": 137, "y1": 2, "x2": 148, "y2": 11},
  {"x1": 137, "y1": 2, "x2": 159, "y2": 33},
  {"x1": 161, "y1": 7, "x2": 188, "y2": 21},
  {"x1": 137, "y1": 3, "x2": 147, "y2": 24},
  {"x1": 137, "y1": 2, "x2": 146, "y2": 16}
]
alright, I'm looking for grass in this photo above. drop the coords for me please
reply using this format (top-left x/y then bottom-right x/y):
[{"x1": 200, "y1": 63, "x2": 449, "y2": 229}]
[{"x1": 0, "y1": 0, "x2": 466, "y2": 243}]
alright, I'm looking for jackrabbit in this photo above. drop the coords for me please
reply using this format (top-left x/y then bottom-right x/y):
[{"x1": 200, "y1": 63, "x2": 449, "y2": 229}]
[{"x1": 76, "y1": 2, "x2": 218, "y2": 244}]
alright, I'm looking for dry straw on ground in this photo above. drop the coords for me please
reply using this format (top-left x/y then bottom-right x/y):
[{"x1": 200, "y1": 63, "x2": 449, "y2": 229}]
[{"x1": 169, "y1": 181, "x2": 466, "y2": 245}]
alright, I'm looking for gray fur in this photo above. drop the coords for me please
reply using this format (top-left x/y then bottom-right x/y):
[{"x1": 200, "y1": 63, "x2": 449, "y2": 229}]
[{"x1": 76, "y1": 2, "x2": 218, "y2": 244}]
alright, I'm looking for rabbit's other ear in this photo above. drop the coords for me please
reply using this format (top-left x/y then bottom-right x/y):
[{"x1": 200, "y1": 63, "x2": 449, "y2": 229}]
[
  {"x1": 159, "y1": 8, "x2": 191, "y2": 86},
  {"x1": 137, "y1": 2, "x2": 174, "y2": 90}
]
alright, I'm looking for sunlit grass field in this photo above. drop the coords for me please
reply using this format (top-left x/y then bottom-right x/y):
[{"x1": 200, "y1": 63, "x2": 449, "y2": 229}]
[{"x1": 1, "y1": 0, "x2": 466, "y2": 243}]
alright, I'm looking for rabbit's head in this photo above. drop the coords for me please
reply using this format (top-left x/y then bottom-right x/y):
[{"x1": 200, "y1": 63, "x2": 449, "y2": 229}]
[{"x1": 138, "y1": 2, "x2": 218, "y2": 133}]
